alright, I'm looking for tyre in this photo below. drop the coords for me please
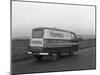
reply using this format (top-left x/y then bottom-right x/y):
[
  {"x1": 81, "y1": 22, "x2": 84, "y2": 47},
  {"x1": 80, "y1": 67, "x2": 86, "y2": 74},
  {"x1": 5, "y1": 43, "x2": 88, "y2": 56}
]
[
  {"x1": 68, "y1": 51, "x2": 74, "y2": 56},
  {"x1": 41, "y1": 56, "x2": 49, "y2": 60},
  {"x1": 34, "y1": 55, "x2": 42, "y2": 60},
  {"x1": 49, "y1": 53, "x2": 58, "y2": 61}
]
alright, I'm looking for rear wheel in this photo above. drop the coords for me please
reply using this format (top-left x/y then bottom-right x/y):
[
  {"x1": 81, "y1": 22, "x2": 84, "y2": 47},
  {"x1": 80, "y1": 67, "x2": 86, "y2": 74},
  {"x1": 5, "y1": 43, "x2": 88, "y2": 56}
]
[
  {"x1": 41, "y1": 56, "x2": 49, "y2": 60},
  {"x1": 49, "y1": 53, "x2": 58, "y2": 61},
  {"x1": 34, "y1": 55, "x2": 42, "y2": 60},
  {"x1": 68, "y1": 51, "x2": 74, "y2": 56}
]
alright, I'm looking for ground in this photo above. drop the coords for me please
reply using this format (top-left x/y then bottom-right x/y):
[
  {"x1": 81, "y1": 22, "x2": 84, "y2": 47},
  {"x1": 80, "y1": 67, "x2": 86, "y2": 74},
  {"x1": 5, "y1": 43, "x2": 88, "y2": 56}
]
[{"x1": 12, "y1": 47, "x2": 96, "y2": 74}]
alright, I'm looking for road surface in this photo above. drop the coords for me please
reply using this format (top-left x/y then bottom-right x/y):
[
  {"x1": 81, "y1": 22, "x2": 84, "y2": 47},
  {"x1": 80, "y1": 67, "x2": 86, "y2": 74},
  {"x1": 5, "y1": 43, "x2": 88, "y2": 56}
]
[{"x1": 12, "y1": 47, "x2": 96, "y2": 74}]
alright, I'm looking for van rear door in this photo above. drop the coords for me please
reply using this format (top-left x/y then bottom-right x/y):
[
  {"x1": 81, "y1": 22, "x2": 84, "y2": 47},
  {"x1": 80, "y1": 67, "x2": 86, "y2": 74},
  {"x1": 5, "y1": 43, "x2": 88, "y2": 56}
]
[{"x1": 30, "y1": 30, "x2": 43, "y2": 47}]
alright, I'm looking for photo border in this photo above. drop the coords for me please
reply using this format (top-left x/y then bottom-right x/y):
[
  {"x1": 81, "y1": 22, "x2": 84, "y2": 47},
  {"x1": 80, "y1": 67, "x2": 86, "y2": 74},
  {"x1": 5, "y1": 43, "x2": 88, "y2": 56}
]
[{"x1": 11, "y1": 0, "x2": 96, "y2": 74}]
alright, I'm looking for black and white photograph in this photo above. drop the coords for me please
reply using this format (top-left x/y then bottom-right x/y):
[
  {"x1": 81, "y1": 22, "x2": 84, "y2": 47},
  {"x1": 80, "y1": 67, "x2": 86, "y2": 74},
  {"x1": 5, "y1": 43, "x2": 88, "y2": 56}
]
[{"x1": 11, "y1": 0, "x2": 96, "y2": 74}]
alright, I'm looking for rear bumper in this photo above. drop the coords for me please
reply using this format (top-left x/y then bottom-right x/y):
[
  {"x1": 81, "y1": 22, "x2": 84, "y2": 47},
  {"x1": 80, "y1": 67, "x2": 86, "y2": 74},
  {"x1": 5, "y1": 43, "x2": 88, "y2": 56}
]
[
  {"x1": 27, "y1": 51, "x2": 49, "y2": 55},
  {"x1": 28, "y1": 46, "x2": 49, "y2": 55}
]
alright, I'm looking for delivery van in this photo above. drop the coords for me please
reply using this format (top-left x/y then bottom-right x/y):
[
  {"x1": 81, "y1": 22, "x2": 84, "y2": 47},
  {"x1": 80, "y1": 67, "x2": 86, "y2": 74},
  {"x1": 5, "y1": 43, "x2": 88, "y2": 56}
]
[{"x1": 27, "y1": 27, "x2": 79, "y2": 60}]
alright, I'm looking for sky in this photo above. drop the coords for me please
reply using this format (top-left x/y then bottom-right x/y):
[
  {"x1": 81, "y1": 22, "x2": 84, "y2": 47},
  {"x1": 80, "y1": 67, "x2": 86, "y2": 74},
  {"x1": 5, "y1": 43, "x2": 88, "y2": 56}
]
[{"x1": 12, "y1": 1, "x2": 95, "y2": 39}]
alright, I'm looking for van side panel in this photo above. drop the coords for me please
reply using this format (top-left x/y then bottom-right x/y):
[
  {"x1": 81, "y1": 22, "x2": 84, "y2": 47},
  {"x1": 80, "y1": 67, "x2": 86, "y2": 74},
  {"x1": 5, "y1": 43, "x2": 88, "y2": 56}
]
[
  {"x1": 43, "y1": 39, "x2": 74, "y2": 47},
  {"x1": 43, "y1": 39, "x2": 78, "y2": 53},
  {"x1": 43, "y1": 29, "x2": 78, "y2": 53}
]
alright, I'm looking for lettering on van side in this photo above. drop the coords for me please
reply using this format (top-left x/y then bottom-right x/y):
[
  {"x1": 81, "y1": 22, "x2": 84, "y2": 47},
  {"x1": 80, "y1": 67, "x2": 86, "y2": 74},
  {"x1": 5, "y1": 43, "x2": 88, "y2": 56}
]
[{"x1": 50, "y1": 31, "x2": 64, "y2": 38}]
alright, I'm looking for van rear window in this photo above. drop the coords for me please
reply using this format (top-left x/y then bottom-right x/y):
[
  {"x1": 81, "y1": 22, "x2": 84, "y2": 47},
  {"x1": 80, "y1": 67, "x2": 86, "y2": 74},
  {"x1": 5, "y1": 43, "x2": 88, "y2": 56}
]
[{"x1": 32, "y1": 30, "x2": 43, "y2": 38}]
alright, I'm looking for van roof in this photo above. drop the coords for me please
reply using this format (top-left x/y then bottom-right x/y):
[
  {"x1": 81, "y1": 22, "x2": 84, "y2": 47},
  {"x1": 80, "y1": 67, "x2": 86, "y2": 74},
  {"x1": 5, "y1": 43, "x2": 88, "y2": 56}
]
[{"x1": 32, "y1": 27, "x2": 75, "y2": 34}]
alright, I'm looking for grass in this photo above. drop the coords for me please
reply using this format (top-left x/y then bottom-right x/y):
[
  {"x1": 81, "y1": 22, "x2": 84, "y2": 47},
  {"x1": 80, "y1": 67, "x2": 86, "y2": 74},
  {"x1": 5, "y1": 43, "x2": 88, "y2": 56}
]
[
  {"x1": 79, "y1": 39, "x2": 96, "y2": 49},
  {"x1": 12, "y1": 39, "x2": 96, "y2": 62}
]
